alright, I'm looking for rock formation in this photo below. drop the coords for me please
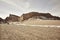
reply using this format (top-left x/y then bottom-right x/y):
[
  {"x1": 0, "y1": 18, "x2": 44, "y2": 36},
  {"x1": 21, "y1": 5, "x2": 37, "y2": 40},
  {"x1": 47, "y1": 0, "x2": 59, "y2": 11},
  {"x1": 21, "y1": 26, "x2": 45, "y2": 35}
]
[
  {"x1": 20, "y1": 12, "x2": 60, "y2": 21},
  {"x1": 0, "y1": 18, "x2": 6, "y2": 24},
  {"x1": 5, "y1": 14, "x2": 20, "y2": 22},
  {"x1": 0, "y1": 12, "x2": 60, "y2": 24}
]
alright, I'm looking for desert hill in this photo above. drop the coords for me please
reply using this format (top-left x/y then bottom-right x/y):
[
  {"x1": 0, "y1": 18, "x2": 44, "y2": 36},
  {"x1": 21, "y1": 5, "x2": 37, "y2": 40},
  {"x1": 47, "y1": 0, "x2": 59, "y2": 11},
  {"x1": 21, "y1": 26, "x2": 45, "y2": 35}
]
[
  {"x1": 0, "y1": 12, "x2": 60, "y2": 24},
  {"x1": 0, "y1": 14, "x2": 20, "y2": 24},
  {"x1": 0, "y1": 18, "x2": 4, "y2": 24},
  {"x1": 5, "y1": 14, "x2": 20, "y2": 22},
  {"x1": 20, "y1": 12, "x2": 60, "y2": 21}
]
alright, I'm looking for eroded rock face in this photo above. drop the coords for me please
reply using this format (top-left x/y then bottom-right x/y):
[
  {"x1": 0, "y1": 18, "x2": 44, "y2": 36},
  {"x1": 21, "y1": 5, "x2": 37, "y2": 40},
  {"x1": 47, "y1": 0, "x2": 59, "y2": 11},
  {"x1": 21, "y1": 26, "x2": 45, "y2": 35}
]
[
  {"x1": 20, "y1": 12, "x2": 60, "y2": 21},
  {"x1": 0, "y1": 18, "x2": 3, "y2": 24},
  {"x1": 0, "y1": 12, "x2": 60, "y2": 24},
  {"x1": 5, "y1": 14, "x2": 20, "y2": 22},
  {"x1": 0, "y1": 14, "x2": 20, "y2": 24},
  {"x1": 0, "y1": 18, "x2": 5, "y2": 24}
]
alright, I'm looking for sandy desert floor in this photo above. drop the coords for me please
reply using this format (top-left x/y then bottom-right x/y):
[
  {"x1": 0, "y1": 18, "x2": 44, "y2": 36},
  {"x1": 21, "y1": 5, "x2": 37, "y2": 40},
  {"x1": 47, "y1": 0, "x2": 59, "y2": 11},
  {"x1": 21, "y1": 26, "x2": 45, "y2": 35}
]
[{"x1": 0, "y1": 24, "x2": 60, "y2": 40}]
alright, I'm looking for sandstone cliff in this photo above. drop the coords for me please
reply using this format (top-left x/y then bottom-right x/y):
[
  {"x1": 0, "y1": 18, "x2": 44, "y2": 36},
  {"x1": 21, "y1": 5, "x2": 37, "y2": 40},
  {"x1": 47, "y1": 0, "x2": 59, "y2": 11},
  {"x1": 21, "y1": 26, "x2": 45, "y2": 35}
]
[
  {"x1": 20, "y1": 12, "x2": 60, "y2": 21},
  {"x1": 5, "y1": 14, "x2": 20, "y2": 22},
  {"x1": 0, "y1": 18, "x2": 6, "y2": 24},
  {"x1": 0, "y1": 12, "x2": 60, "y2": 24}
]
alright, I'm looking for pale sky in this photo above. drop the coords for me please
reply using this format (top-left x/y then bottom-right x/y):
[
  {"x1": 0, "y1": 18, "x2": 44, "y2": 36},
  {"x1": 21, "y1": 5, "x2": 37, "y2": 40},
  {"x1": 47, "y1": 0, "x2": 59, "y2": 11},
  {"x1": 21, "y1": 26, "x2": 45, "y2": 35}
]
[{"x1": 0, "y1": 0, "x2": 60, "y2": 19}]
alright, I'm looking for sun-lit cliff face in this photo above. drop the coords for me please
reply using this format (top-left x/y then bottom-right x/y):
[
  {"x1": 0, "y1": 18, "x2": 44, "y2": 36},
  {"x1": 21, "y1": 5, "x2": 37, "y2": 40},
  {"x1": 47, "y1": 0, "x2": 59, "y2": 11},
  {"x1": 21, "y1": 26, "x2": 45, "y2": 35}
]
[{"x1": 0, "y1": 12, "x2": 60, "y2": 24}]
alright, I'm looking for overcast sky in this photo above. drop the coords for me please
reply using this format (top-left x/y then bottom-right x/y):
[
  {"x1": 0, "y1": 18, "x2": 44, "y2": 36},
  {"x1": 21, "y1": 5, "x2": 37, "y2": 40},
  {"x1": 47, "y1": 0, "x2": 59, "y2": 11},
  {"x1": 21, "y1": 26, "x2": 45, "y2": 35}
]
[{"x1": 0, "y1": 0, "x2": 60, "y2": 19}]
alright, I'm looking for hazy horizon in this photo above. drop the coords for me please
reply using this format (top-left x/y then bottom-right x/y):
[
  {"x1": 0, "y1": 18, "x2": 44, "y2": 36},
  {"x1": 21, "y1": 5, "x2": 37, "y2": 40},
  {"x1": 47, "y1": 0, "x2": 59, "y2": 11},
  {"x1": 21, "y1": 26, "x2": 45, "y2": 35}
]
[{"x1": 0, "y1": 0, "x2": 60, "y2": 19}]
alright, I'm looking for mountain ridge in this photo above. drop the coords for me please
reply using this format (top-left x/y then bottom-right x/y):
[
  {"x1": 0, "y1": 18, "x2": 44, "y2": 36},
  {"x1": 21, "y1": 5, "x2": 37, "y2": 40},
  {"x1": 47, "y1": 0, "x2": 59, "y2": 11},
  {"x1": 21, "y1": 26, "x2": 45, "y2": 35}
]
[
  {"x1": 0, "y1": 12, "x2": 60, "y2": 24},
  {"x1": 20, "y1": 12, "x2": 60, "y2": 21}
]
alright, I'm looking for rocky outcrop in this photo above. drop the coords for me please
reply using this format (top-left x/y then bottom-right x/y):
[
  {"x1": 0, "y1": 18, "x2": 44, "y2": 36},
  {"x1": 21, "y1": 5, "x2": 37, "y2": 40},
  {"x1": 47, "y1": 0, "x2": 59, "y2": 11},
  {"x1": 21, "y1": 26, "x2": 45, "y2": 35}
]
[
  {"x1": 5, "y1": 14, "x2": 20, "y2": 22},
  {"x1": 0, "y1": 12, "x2": 60, "y2": 24},
  {"x1": 20, "y1": 12, "x2": 60, "y2": 21},
  {"x1": 0, "y1": 18, "x2": 3, "y2": 24},
  {"x1": 0, "y1": 14, "x2": 20, "y2": 24},
  {"x1": 0, "y1": 18, "x2": 6, "y2": 24}
]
